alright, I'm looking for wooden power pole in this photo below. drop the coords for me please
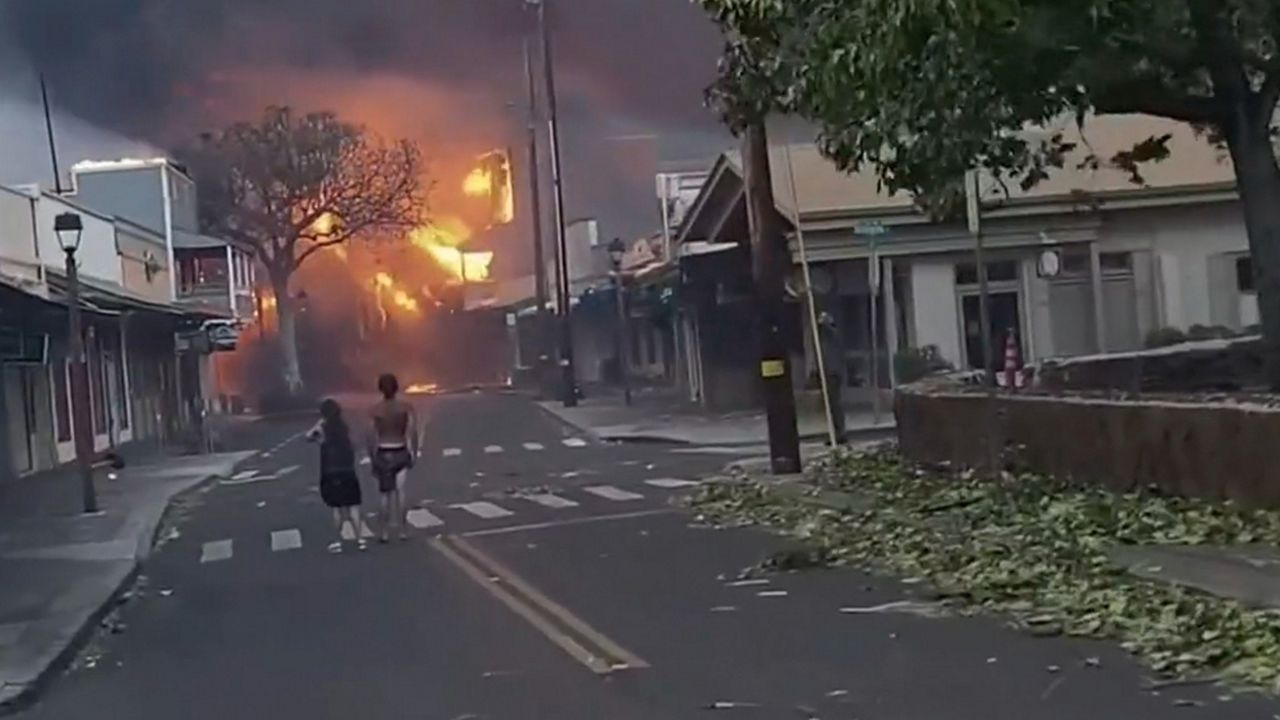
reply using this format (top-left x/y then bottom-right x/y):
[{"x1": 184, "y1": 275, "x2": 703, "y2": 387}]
[{"x1": 743, "y1": 122, "x2": 801, "y2": 474}]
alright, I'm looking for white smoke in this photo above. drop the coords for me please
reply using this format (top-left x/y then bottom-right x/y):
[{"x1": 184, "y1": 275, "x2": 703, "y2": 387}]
[{"x1": 0, "y1": 94, "x2": 161, "y2": 189}]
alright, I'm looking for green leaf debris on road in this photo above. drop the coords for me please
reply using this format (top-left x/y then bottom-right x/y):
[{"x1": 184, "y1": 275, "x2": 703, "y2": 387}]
[{"x1": 691, "y1": 450, "x2": 1280, "y2": 694}]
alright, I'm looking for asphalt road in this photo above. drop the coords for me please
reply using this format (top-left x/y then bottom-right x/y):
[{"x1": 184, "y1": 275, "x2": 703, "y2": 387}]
[{"x1": 14, "y1": 392, "x2": 1280, "y2": 719}]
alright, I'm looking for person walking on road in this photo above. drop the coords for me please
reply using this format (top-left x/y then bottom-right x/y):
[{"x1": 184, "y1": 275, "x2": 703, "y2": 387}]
[
  {"x1": 368, "y1": 373, "x2": 418, "y2": 543},
  {"x1": 307, "y1": 399, "x2": 366, "y2": 553}
]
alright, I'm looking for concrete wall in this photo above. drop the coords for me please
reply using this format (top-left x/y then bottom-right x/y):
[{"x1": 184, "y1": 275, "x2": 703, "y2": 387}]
[
  {"x1": 117, "y1": 225, "x2": 171, "y2": 302},
  {"x1": 0, "y1": 187, "x2": 40, "y2": 283},
  {"x1": 74, "y1": 167, "x2": 165, "y2": 236},
  {"x1": 35, "y1": 194, "x2": 120, "y2": 285}
]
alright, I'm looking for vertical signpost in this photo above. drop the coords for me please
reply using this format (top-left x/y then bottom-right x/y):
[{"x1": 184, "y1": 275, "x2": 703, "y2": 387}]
[
  {"x1": 854, "y1": 221, "x2": 888, "y2": 426},
  {"x1": 966, "y1": 169, "x2": 1000, "y2": 474}
]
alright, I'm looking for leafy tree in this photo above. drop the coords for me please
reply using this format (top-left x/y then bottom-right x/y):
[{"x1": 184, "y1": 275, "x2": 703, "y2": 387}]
[
  {"x1": 700, "y1": 0, "x2": 1280, "y2": 386},
  {"x1": 181, "y1": 106, "x2": 425, "y2": 392}
]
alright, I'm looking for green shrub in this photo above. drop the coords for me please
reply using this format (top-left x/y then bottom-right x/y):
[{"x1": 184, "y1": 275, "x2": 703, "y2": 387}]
[{"x1": 895, "y1": 345, "x2": 953, "y2": 384}]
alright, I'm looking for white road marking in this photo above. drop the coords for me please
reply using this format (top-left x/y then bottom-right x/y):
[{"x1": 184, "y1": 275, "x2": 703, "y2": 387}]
[
  {"x1": 231, "y1": 470, "x2": 257, "y2": 481},
  {"x1": 406, "y1": 508, "x2": 445, "y2": 529},
  {"x1": 220, "y1": 473, "x2": 279, "y2": 486},
  {"x1": 484, "y1": 445, "x2": 504, "y2": 454},
  {"x1": 645, "y1": 478, "x2": 702, "y2": 489},
  {"x1": 442, "y1": 448, "x2": 462, "y2": 458},
  {"x1": 277, "y1": 465, "x2": 300, "y2": 477},
  {"x1": 341, "y1": 521, "x2": 376, "y2": 540},
  {"x1": 200, "y1": 540, "x2": 233, "y2": 563},
  {"x1": 523, "y1": 442, "x2": 545, "y2": 451},
  {"x1": 562, "y1": 438, "x2": 588, "y2": 448},
  {"x1": 452, "y1": 502, "x2": 514, "y2": 519},
  {"x1": 271, "y1": 529, "x2": 303, "y2": 552},
  {"x1": 461, "y1": 509, "x2": 674, "y2": 538},
  {"x1": 583, "y1": 485, "x2": 644, "y2": 502},
  {"x1": 520, "y1": 493, "x2": 579, "y2": 509}
]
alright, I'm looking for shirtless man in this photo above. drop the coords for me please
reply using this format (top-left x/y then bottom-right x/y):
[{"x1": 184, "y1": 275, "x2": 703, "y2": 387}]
[{"x1": 368, "y1": 373, "x2": 419, "y2": 542}]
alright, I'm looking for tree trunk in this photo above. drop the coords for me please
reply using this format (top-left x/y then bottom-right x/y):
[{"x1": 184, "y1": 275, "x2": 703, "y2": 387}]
[
  {"x1": 271, "y1": 274, "x2": 304, "y2": 394},
  {"x1": 1224, "y1": 113, "x2": 1280, "y2": 389}
]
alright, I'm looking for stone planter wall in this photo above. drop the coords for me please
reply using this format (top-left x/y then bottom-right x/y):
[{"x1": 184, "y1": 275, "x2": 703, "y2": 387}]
[{"x1": 895, "y1": 382, "x2": 1280, "y2": 508}]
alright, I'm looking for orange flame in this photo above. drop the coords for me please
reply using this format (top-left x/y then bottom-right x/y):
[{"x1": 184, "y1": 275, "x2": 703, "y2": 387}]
[
  {"x1": 408, "y1": 219, "x2": 492, "y2": 282},
  {"x1": 463, "y1": 168, "x2": 492, "y2": 197}
]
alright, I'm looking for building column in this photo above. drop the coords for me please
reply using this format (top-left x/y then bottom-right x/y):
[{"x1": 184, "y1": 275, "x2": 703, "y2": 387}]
[
  {"x1": 883, "y1": 257, "x2": 898, "y2": 387},
  {"x1": 1089, "y1": 241, "x2": 1108, "y2": 353}
]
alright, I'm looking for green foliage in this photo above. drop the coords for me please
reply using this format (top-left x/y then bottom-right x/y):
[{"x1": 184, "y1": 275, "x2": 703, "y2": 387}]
[
  {"x1": 691, "y1": 450, "x2": 1280, "y2": 693},
  {"x1": 1145, "y1": 327, "x2": 1189, "y2": 348},
  {"x1": 696, "y1": 0, "x2": 1280, "y2": 201},
  {"x1": 894, "y1": 345, "x2": 954, "y2": 384}
]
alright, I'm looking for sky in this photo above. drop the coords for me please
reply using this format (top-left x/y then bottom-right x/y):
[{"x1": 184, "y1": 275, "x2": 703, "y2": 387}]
[{"x1": 0, "y1": 0, "x2": 734, "y2": 276}]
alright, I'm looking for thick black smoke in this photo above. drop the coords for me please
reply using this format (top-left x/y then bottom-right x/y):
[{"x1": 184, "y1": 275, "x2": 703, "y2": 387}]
[{"x1": 0, "y1": 0, "x2": 730, "y2": 249}]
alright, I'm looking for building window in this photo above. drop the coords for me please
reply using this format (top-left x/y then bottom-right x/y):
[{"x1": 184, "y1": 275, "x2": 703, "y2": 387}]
[
  {"x1": 52, "y1": 361, "x2": 71, "y2": 442},
  {"x1": 955, "y1": 260, "x2": 1018, "y2": 286},
  {"x1": 1100, "y1": 252, "x2": 1133, "y2": 273},
  {"x1": 1237, "y1": 256, "x2": 1255, "y2": 293},
  {"x1": 88, "y1": 330, "x2": 107, "y2": 435}
]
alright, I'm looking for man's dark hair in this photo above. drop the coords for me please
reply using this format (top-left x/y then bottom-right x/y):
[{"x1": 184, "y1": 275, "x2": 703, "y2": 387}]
[{"x1": 378, "y1": 373, "x2": 399, "y2": 399}]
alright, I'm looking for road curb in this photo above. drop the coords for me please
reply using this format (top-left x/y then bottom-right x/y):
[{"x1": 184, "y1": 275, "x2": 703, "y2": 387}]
[
  {"x1": 533, "y1": 402, "x2": 606, "y2": 445},
  {"x1": 0, "y1": 453, "x2": 257, "y2": 717}
]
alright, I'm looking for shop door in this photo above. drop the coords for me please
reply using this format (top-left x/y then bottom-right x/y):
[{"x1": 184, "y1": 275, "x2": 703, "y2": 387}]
[{"x1": 961, "y1": 292, "x2": 1023, "y2": 370}]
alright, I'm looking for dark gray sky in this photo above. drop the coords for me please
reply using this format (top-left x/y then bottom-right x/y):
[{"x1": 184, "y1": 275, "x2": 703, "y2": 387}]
[{"x1": 0, "y1": 0, "x2": 733, "y2": 268}]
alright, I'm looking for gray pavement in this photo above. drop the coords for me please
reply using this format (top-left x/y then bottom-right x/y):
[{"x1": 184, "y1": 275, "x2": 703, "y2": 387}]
[
  {"x1": 7, "y1": 392, "x2": 1277, "y2": 718},
  {"x1": 0, "y1": 450, "x2": 260, "y2": 710}
]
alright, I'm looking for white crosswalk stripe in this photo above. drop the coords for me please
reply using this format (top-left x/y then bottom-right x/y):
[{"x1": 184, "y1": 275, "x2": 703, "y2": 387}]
[
  {"x1": 452, "y1": 501, "x2": 514, "y2": 519},
  {"x1": 442, "y1": 448, "x2": 462, "y2": 457},
  {"x1": 523, "y1": 442, "x2": 545, "y2": 451},
  {"x1": 277, "y1": 465, "x2": 300, "y2": 477},
  {"x1": 645, "y1": 478, "x2": 701, "y2": 489},
  {"x1": 562, "y1": 438, "x2": 588, "y2": 448},
  {"x1": 583, "y1": 485, "x2": 644, "y2": 501},
  {"x1": 520, "y1": 493, "x2": 579, "y2": 509},
  {"x1": 271, "y1": 529, "x2": 303, "y2": 552},
  {"x1": 407, "y1": 508, "x2": 445, "y2": 528},
  {"x1": 341, "y1": 521, "x2": 376, "y2": 540},
  {"x1": 200, "y1": 539, "x2": 234, "y2": 563},
  {"x1": 484, "y1": 445, "x2": 504, "y2": 454}
]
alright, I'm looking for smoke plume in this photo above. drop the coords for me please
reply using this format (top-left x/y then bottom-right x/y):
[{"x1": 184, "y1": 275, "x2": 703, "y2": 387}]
[{"x1": 0, "y1": 0, "x2": 731, "y2": 264}]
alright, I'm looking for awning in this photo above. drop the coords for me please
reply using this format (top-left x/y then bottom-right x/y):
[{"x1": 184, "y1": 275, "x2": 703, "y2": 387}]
[
  {"x1": 45, "y1": 270, "x2": 194, "y2": 318},
  {"x1": 680, "y1": 241, "x2": 739, "y2": 259}
]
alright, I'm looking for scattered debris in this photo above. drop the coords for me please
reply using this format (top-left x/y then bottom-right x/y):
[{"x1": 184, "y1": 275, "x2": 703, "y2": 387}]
[
  {"x1": 481, "y1": 670, "x2": 521, "y2": 679},
  {"x1": 705, "y1": 701, "x2": 761, "y2": 710},
  {"x1": 1046, "y1": 665, "x2": 1061, "y2": 673},
  {"x1": 1083, "y1": 657, "x2": 1102, "y2": 669},
  {"x1": 1172, "y1": 699, "x2": 1205, "y2": 708},
  {"x1": 986, "y1": 657, "x2": 998, "y2": 664},
  {"x1": 839, "y1": 600, "x2": 946, "y2": 619},
  {"x1": 824, "y1": 689, "x2": 849, "y2": 698},
  {"x1": 256, "y1": 501, "x2": 266, "y2": 508},
  {"x1": 159, "y1": 589, "x2": 174, "y2": 597},
  {"x1": 757, "y1": 590, "x2": 788, "y2": 598},
  {"x1": 710, "y1": 606, "x2": 738, "y2": 613},
  {"x1": 725, "y1": 578, "x2": 770, "y2": 588}
]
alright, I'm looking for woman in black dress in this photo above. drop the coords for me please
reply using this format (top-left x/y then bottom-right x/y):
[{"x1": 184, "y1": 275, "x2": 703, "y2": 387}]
[{"x1": 307, "y1": 399, "x2": 366, "y2": 552}]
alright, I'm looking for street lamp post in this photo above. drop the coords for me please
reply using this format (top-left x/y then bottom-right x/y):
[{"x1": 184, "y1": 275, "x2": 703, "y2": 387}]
[
  {"x1": 607, "y1": 238, "x2": 632, "y2": 407},
  {"x1": 527, "y1": 0, "x2": 578, "y2": 407},
  {"x1": 55, "y1": 212, "x2": 97, "y2": 514}
]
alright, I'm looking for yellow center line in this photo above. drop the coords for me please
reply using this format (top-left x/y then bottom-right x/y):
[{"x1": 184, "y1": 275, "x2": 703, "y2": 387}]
[
  {"x1": 448, "y1": 535, "x2": 650, "y2": 671},
  {"x1": 429, "y1": 537, "x2": 614, "y2": 675}
]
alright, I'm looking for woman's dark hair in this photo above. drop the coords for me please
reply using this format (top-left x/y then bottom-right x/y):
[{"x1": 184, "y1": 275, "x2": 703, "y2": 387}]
[
  {"x1": 377, "y1": 373, "x2": 399, "y2": 399},
  {"x1": 319, "y1": 398, "x2": 349, "y2": 443}
]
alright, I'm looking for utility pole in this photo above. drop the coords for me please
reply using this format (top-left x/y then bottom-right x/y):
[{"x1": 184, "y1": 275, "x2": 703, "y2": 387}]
[
  {"x1": 743, "y1": 122, "x2": 801, "y2": 474},
  {"x1": 523, "y1": 37, "x2": 552, "y2": 395},
  {"x1": 530, "y1": 0, "x2": 577, "y2": 406},
  {"x1": 966, "y1": 169, "x2": 1000, "y2": 475}
]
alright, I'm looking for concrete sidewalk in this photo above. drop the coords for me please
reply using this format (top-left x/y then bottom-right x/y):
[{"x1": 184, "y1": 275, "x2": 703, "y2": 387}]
[
  {"x1": 540, "y1": 387, "x2": 896, "y2": 446},
  {"x1": 0, "y1": 451, "x2": 255, "y2": 712}
]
